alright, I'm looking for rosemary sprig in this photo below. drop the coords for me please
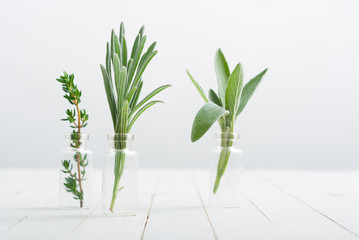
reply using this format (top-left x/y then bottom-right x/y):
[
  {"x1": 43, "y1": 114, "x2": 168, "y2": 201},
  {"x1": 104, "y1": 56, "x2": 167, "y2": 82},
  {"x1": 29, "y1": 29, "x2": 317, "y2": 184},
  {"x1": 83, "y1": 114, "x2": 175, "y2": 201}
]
[
  {"x1": 101, "y1": 22, "x2": 170, "y2": 212},
  {"x1": 56, "y1": 72, "x2": 89, "y2": 208},
  {"x1": 187, "y1": 49, "x2": 267, "y2": 194}
]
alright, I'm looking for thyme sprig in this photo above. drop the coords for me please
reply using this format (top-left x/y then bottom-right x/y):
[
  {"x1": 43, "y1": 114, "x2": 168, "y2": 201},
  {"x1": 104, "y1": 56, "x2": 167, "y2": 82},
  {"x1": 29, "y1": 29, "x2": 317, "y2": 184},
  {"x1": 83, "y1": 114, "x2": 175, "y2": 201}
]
[{"x1": 56, "y1": 71, "x2": 89, "y2": 208}]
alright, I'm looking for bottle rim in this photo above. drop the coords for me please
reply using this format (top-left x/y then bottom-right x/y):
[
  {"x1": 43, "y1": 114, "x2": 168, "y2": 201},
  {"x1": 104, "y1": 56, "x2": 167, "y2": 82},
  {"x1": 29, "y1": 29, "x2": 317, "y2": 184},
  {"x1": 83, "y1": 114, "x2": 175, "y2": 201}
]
[
  {"x1": 215, "y1": 132, "x2": 239, "y2": 140},
  {"x1": 107, "y1": 133, "x2": 134, "y2": 141},
  {"x1": 64, "y1": 133, "x2": 89, "y2": 141}
]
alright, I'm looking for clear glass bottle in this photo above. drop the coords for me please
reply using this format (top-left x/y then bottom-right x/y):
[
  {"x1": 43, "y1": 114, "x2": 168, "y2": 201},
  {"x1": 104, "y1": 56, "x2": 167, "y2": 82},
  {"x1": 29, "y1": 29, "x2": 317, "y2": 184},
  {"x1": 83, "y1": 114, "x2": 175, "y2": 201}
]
[
  {"x1": 209, "y1": 132, "x2": 242, "y2": 208},
  {"x1": 102, "y1": 133, "x2": 138, "y2": 215},
  {"x1": 59, "y1": 133, "x2": 93, "y2": 209}
]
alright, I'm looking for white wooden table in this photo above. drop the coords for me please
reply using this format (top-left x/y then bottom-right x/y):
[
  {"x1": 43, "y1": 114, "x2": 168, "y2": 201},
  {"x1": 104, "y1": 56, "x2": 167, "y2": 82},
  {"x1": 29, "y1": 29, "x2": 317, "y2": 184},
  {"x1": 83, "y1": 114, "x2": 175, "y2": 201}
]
[{"x1": 1, "y1": 169, "x2": 359, "y2": 240}]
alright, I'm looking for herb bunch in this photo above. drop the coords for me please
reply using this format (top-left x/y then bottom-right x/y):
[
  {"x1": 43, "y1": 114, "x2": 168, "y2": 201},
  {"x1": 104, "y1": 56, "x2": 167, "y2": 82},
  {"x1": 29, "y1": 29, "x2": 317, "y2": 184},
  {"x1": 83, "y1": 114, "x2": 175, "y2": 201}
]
[
  {"x1": 100, "y1": 22, "x2": 170, "y2": 212},
  {"x1": 56, "y1": 72, "x2": 89, "y2": 207},
  {"x1": 187, "y1": 49, "x2": 267, "y2": 194}
]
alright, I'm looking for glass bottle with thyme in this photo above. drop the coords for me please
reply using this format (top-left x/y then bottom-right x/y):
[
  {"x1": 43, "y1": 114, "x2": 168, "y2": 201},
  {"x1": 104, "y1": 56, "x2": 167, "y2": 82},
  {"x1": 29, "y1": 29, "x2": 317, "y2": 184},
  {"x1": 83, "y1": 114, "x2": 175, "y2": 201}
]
[
  {"x1": 59, "y1": 133, "x2": 93, "y2": 209},
  {"x1": 56, "y1": 72, "x2": 93, "y2": 209}
]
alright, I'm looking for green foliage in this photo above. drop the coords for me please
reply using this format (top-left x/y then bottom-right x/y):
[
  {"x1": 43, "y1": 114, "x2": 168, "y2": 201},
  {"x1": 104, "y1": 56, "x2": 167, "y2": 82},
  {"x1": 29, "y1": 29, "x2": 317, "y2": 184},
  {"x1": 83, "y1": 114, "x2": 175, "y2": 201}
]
[
  {"x1": 56, "y1": 72, "x2": 89, "y2": 207},
  {"x1": 187, "y1": 49, "x2": 267, "y2": 193},
  {"x1": 101, "y1": 22, "x2": 170, "y2": 136},
  {"x1": 187, "y1": 49, "x2": 267, "y2": 141},
  {"x1": 214, "y1": 49, "x2": 230, "y2": 103},
  {"x1": 191, "y1": 102, "x2": 228, "y2": 142},
  {"x1": 101, "y1": 22, "x2": 170, "y2": 212}
]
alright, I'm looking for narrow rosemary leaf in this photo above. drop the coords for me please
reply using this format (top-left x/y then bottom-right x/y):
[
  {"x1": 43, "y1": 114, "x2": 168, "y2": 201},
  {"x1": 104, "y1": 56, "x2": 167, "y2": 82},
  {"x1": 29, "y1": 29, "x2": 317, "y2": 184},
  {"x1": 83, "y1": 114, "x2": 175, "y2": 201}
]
[
  {"x1": 113, "y1": 33, "x2": 122, "y2": 66},
  {"x1": 125, "y1": 86, "x2": 137, "y2": 103},
  {"x1": 139, "y1": 25, "x2": 145, "y2": 37},
  {"x1": 138, "y1": 41, "x2": 156, "y2": 71},
  {"x1": 100, "y1": 64, "x2": 117, "y2": 128},
  {"x1": 129, "y1": 80, "x2": 143, "y2": 109},
  {"x1": 118, "y1": 66, "x2": 127, "y2": 114},
  {"x1": 111, "y1": 29, "x2": 115, "y2": 54},
  {"x1": 236, "y1": 68, "x2": 267, "y2": 117},
  {"x1": 127, "y1": 100, "x2": 163, "y2": 132},
  {"x1": 191, "y1": 102, "x2": 229, "y2": 142},
  {"x1": 112, "y1": 53, "x2": 121, "y2": 94},
  {"x1": 106, "y1": 42, "x2": 111, "y2": 75},
  {"x1": 186, "y1": 69, "x2": 208, "y2": 102},
  {"x1": 119, "y1": 22, "x2": 125, "y2": 43},
  {"x1": 130, "y1": 84, "x2": 171, "y2": 118},
  {"x1": 130, "y1": 34, "x2": 140, "y2": 59},
  {"x1": 126, "y1": 59, "x2": 134, "y2": 91},
  {"x1": 208, "y1": 89, "x2": 222, "y2": 106},
  {"x1": 128, "y1": 35, "x2": 147, "y2": 84},
  {"x1": 131, "y1": 50, "x2": 157, "y2": 91},
  {"x1": 225, "y1": 63, "x2": 243, "y2": 121},
  {"x1": 121, "y1": 36, "x2": 127, "y2": 67}
]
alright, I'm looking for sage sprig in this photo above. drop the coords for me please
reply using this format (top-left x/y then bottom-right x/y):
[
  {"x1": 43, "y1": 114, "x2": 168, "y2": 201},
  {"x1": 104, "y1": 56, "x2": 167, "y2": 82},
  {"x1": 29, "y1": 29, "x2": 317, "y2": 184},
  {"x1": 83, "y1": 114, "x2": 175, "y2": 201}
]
[
  {"x1": 187, "y1": 49, "x2": 267, "y2": 193},
  {"x1": 56, "y1": 72, "x2": 89, "y2": 207},
  {"x1": 101, "y1": 22, "x2": 170, "y2": 212}
]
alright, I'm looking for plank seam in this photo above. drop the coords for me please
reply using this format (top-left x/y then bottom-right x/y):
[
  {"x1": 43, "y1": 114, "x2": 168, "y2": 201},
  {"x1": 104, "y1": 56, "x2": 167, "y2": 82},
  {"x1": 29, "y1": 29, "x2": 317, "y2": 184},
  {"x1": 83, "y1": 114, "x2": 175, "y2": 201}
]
[
  {"x1": 1, "y1": 198, "x2": 54, "y2": 234},
  {"x1": 63, "y1": 202, "x2": 100, "y2": 240},
  {"x1": 255, "y1": 172, "x2": 359, "y2": 239},
  {"x1": 195, "y1": 186, "x2": 219, "y2": 240},
  {"x1": 139, "y1": 192, "x2": 156, "y2": 240}
]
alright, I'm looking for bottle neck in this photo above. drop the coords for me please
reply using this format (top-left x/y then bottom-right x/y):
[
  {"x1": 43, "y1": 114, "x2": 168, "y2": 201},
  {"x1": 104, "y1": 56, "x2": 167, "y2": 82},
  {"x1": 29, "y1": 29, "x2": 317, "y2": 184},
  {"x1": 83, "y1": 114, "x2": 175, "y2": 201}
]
[
  {"x1": 215, "y1": 132, "x2": 239, "y2": 149},
  {"x1": 107, "y1": 133, "x2": 134, "y2": 151},
  {"x1": 109, "y1": 141, "x2": 133, "y2": 151},
  {"x1": 65, "y1": 133, "x2": 88, "y2": 149}
]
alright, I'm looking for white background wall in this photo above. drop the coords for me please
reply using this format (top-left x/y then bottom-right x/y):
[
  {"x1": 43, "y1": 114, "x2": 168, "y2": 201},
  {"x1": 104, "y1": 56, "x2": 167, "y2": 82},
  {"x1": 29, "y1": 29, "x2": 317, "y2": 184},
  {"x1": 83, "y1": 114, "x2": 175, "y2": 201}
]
[{"x1": 0, "y1": 0, "x2": 358, "y2": 169}]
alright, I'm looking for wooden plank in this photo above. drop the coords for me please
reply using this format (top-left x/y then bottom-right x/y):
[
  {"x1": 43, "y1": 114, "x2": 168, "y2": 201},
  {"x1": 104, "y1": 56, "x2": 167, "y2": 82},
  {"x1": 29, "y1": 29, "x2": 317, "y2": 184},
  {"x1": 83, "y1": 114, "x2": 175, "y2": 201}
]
[
  {"x1": 0, "y1": 169, "x2": 57, "y2": 234},
  {"x1": 243, "y1": 171, "x2": 359, "y2": 240},
  {"x1": 194, "y1": 170, "x2": 288, "y2": 240},
  {"x1": 143, "y1": 170, "x2": 215, "y2": 240},
  {"x1": 257, "y1": 170, "x2": 359, "y2": 237},
  {"x1": 0, "y1": 170, "x2": 101, "y2": 240},
  {"x1": 66, "y1": 169, "x2": 159, "y2": 240}
]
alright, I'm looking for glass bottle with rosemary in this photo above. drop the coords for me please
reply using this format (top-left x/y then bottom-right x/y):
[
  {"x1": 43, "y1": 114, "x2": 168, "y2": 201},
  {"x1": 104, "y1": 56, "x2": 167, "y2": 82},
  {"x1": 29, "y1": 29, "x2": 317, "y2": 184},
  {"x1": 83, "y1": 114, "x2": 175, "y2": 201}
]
[{"x1": 100, "y1": 22, "x2": 170, "y2": 214}]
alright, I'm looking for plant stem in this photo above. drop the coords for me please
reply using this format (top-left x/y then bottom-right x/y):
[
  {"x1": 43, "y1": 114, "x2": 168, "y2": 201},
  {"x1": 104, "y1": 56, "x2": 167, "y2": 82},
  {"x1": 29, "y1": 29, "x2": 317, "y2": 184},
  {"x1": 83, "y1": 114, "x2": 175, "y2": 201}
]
[
  {"x1": 109, "y1": 140, "x2": 126, "y2": 212},
  {"x1": 74, "y1": 99, "x2": 84, "y2": 208},
  {"x1": 213, "y1": 133, "x2": 233, "y2": 194}
]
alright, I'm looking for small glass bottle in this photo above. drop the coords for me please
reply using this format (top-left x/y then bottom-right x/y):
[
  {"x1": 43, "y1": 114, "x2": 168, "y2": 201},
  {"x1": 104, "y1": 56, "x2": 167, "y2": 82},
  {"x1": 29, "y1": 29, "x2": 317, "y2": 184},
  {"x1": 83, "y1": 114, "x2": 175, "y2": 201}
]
[
  {"x1": 59, "y1": 133, "x2": 93, "y2": 209},
  {"x1": 102, "y1": 133, "x2": 138, "y2": 215},
  {"x1": 209, "y1": 132, "x2": 242, "y2": 208}
]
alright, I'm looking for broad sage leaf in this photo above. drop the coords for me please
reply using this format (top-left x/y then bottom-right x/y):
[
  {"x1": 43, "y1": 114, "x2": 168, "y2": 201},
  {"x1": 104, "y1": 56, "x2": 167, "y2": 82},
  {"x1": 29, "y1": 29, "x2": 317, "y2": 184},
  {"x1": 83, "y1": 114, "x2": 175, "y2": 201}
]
[
  {"x1": 191, "y1": 102, "x2": 229, "y2": 142},
  {"x1": 225, "y1": 63, "x2": 243, "y2": 121},
  {"x1": 214, "y1": 49, "x2": 230, "y2": 104},
  {"x1": 237, "y1": 68, "x2": 267, "y2": 117}
]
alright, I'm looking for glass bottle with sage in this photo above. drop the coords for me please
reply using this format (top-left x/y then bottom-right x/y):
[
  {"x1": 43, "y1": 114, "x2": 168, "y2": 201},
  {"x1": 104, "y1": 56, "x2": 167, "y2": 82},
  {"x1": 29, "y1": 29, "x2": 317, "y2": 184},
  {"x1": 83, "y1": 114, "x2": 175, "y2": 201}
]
[{"x1": 187, "y1": 49, "x2": 267, "y2": 207}]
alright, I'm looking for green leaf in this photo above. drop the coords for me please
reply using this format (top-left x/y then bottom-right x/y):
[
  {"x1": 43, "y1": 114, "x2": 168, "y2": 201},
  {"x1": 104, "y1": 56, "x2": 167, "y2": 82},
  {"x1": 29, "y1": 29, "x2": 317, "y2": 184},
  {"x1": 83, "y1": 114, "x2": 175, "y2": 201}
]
[
  {"x1": 127, "y1": 100, "x2": 163, "y2": 132},
  {"x1": 117, "y1": 66, "x2": 127, "y2": 114},
  {"x1": 100, "y1": 64, "x2": 117, "y2": 128},
  {"x1": 225, "y1": 63, "x2": 243, "y2": 120},
  {"x1": 129, "y1": 80, "x2": 143, "y2": 110},
  {"x1": 208, "y1": 89, "x2": 222, "y2": 106},
  {"x1": 191, "y1": 102, "x2": 229, "y2": 142},
  {"x1": 113, "y1": 53, "x2": 121, "y2": 94},
  {"x1": 237, "y1": 68, "x2": 267, "y2": 117},
  {"x1": 130, "y1": 84, "x2": 171, "y2": 118},
  {"x1": 214, "y1": 49, "x2": 230, "y2": 103},
  {"x1": 121, "y1": 36, "x2": 127, "y2": 67},
  {"x1": 130, "y1": 50, "x2": 157, "y2": 92},
  {"x1": 116, "y1": 100, "x2": 128, "y2": 133},
  {"x1": 186, "y1": 69, "x2": 208, "y2": 102}
]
